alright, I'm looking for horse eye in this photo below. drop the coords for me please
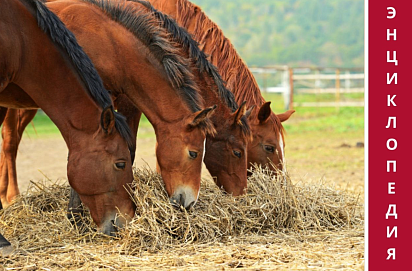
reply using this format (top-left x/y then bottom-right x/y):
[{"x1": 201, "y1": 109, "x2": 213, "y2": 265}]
[
  {"x1": 233, "y1": 150, "x2": 241, "y2": 158},
  {"x1": 189, "y1": 151, "x2": 198, "y2": 159},
  {"x1": 115, "y1": 162, "x2": 126, "y2": 170},
  {"x1": 264, "y1": 145, "x2": 275, "y2": 153}
]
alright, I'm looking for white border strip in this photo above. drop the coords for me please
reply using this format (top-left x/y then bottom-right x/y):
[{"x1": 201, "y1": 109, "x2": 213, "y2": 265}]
[{"x1": 364, "y1": 0, "x2": 369, "y2": 269}]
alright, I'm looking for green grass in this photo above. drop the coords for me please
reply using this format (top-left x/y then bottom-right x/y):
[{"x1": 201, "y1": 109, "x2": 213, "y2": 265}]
[
  {"x1": 262, "y1": 93, "x2": 364, "y2": 134},
  {"x1": 17, "y1": 111, "x2": 153, "y2": 138},
  {"x1": 5, "y1": 93, "x2": 363, "y2": 139},
  {"x1": 22, "y1": 112, "x2": 60, "y2": 137}
]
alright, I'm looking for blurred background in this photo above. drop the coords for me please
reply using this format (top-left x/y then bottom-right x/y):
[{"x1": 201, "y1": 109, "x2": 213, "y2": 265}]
[
  {"x1": 193, "y1": 0, "x2": 364, "y2": 68},
  {"x1": 7, "y1": 0, "x2": 365, "y2": 194}
]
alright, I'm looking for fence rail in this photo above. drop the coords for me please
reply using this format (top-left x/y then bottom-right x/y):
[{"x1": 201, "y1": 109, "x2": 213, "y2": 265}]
[{"x1": 250, "y1": 66, "x2": 364, "y2": 110}]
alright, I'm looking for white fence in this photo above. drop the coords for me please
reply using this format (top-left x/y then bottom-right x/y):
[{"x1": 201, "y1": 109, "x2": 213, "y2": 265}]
[{"x1": 250, "y1": 66, "x2": 364, "y2": 109}]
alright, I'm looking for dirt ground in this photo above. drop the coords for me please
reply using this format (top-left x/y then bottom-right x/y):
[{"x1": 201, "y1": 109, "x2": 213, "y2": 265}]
[
  {"x1": 8, "y1": 126, "x2": 364, "y2": 198},
  {"x1": 7, "y1": 126, "x2": 210, "y2": 193},
  {"x1": 1, "y1": 124, "x2": 365, "y2": 270}
]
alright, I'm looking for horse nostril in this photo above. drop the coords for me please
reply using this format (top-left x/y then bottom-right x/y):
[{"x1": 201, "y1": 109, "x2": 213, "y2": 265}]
[
  {"x1": 185, "y1": 201, "x2": 195, "y2": 210},
  {"x1": 179, "y1": 194, "x2": 185, "y2": 206},
  {"x1": 110, "y1": 220, "x2": 118, "y2": 235},
  {"x1": 170, "y1": 198, "x2": 181, "y2": 208},
  {"x1": 170, "y1": 193, "x2": 187, "y2": 210}
]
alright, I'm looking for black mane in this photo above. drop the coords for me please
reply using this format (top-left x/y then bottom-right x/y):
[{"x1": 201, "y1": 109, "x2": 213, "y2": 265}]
[
  {"x1": 26, "y1": 0, "x2": 135, "y2": 153},
  {"x1": 131, "y1": 0, "x2": 239, "y2": 112},
  {"x1": 82, "y1": 0, "x2": 202, "y2": 113}
]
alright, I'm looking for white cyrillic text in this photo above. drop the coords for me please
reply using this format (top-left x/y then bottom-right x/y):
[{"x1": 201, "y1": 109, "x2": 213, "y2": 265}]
[
  {"x1": 388, "y1": 182, "x2": 395, "y2": 194},
  {"x1": 385, "y1": 117, "x2": 397, "y2": 128},
  {"x1": 387, "y1": 51, "x2": 398, "y2": 65},
  {"x1": 387, "y1": 7, "x2": 396, "y2": 19},
  {"x1": 386, "y1": 138, "x2": 398, "y2": 150},
  {"x1": 387, "y1": 248, "x2": 396, "y2": 260},
  {"x1": 387, "y1": 95, "x2": 397, "y2": 106},
  {"x1": 387, "y1": 226, "x2": 398, "y2": 238},
  {"x1": 386, "y1": 205, "x2": 398, "y2": 219},
  {"x1": 387, "y1": 160, "x2": 396, "y2": 172},
  {"x1": 387, "y1": 73, "x2": 397, "y2": 85},
  {"x1": 387, "y1": 29, "x2": 397, "y2": 41}
]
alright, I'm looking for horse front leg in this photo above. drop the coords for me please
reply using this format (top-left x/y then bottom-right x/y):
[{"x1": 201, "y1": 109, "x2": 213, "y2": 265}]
[
  {"x1": 0, "y1": 108, "x2": 37, "y2": 209},
  {"x1": 0, "y1": 107, "x2": 7, "y2": 125},
  {"x1": 115, "y1": 95, "x2": 142, "y2": 164},
  {"x1": 66, "y1": 188, "x2": 86, "y2": 230}
]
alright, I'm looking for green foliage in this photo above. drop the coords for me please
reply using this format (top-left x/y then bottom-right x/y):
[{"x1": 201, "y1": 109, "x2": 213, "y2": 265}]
[{"x1": 191, "y1": 0, "x2": 364, "y2": 68}]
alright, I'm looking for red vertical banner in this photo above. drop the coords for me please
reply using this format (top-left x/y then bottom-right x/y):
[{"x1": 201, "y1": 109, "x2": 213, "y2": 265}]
[{"x1": 369, "y1": 1, "x2": 412, "y2": 269}]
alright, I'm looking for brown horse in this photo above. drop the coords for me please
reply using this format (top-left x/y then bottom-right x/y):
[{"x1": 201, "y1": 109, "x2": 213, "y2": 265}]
[
  {"x1": 1, "y1": 0, "x2": 255, "y2": 200},
  {"x1": 128, "y1": 0, "x2": 255, "y2": 195},
  {"x1": 147, "y1": 0, "x2": 295, "y2": 174},
  {"x1": 0, "y1": 0, "x2": 224, "y2": 210},
  {"x1": 1, "y1": 0, "x2": 255, "y2": 199},
  {"x1": 0, "y1": 0, "x2": 136, "y2": 235}
]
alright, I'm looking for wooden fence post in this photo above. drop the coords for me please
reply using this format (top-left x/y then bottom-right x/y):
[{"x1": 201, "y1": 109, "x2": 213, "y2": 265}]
[
  {"x1": 289, "y1": 68, "x2": 294, "y2": 110},
  {"x1": 335, "y1": 69, "x2": 340, "y2": 110}
]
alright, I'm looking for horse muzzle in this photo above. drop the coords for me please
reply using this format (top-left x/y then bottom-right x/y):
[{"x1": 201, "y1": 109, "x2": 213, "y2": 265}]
[{"x1": 169, "y1": 185, "x2": 198, "y2": 210}]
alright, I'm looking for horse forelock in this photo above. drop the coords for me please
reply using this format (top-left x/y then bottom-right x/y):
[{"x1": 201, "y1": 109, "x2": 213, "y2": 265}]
[
  {"x1": 271, "y1": 113, "x2": 285, "y2": 143},
  {"x1": 129, "y1": 0, "x2": 239, "y2": 113},
  {"x1": 26, "y1": 0, "x2": 135, "y2": 152},
  {"x1": 114, "y1": 112, "x2": 136, "y2": 160},
  {"x1": 239, "y1": 116, "x2": 252, "y2": 141},
  {"x1": 81, "y1": 0, "x2": 203, "y2": 113}
]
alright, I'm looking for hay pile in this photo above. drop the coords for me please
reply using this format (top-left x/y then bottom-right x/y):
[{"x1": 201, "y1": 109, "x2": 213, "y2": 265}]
[
  {"x1": 0, "y1": 167, "x2": 363, "y2": 269},
  {"x1": 122, "y1": 166, "x2": 362, "y2": 251}
]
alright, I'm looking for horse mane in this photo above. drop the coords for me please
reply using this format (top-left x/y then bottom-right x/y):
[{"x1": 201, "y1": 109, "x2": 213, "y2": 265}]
[
  {"x1": 130, "y1": 0, "x2": 238, "y2": 112},
  {"x1": 130, "y1": 0, "x2": 251, "y2": 138},
  {"x1": 82, "y1": 0, "x2": 203, "y2": 113},
  {"x1": 26, "y1": 0, "x2": 135, "y2": 153},
  {"x1": 174, "y1": 0, "x2": 284, "y2": 138}
]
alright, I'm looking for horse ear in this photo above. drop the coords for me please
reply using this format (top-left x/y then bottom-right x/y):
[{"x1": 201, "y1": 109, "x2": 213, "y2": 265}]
[
  {"x1": 258, "y1": 102, "x2": 272, "y2": 123},
  {"x1": 244, "y1": 105, "x2": 255, "y2": 119},
  {"x1": 233, "y1": 101, "x2": 247, "y2": 125},
  {"x1": 101, "y1": 106, "x2": 115, "y2": 134},
  {"x1": 189, "y1": 105, "x2": 217, "y2": 127},
  {"x1": 277, "y1": 109, "x2": 295, "y2": 122}
]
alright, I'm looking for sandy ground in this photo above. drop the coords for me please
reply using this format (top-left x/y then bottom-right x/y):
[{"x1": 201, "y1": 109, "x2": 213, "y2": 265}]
[
  {"x1": 5, "y1": 126, "x2": 211, "y2": 193},
  {"x1": 0, "y1": 125, "x2": 365, "y2": 270},
  {"x1": 3, "y1": 126, "x2": 364, "y2": 197}
]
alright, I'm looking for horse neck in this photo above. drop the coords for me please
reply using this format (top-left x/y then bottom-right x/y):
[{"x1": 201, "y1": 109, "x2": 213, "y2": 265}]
[
  {"x1": 151, "y1": 0, "x2": 267, "y2": 110},
  {"x1": 123, "y1": 48, "x2": 197, "y2": 129},
  {"x1": 5, "y1": 2, "x2": 102, "y2": 147},
  {"x1": 47, "y1": 1, "x2": 197, "y2": 131},
  {"x1": 193, "y1": 70, "x2": 232, "y2": 127},
  {"x1": 17, "y1": 56, "x2": 102, "y2": 148}
]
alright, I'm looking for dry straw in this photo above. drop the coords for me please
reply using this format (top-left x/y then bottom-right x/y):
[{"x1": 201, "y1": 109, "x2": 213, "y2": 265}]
[
  {"x1": 0, "y1": 166, "x2": 363, "y2": 268},
  {"x1": 121, "y1": 165, "x2": 362, "y2": 252}
]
